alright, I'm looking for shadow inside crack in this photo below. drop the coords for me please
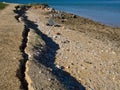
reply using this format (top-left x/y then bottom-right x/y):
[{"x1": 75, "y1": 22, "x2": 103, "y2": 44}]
[
  {"x1": 14, "y1": 5, "x2": 86, "y2": 90},
  {"x1": 25, "y1": 18, "x2": 86, "y2": 90}
]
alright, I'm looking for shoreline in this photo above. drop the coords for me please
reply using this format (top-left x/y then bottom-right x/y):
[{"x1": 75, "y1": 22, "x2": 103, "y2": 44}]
[
  {"x1": 53, "y1": 8, "x2": 120, "y2": 28},
  {"x1": 0, "y1": 3, "x2": 120, "y2": 90},
  {"x1": 2, "y1": 2, "x2": 120, "y2": 28}
]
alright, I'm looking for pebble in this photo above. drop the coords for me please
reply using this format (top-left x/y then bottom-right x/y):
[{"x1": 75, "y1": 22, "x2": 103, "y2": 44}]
[
  {"x1": 48, "y1": 78, "x2": 51, "y2": 81},
  {"x1": 61, "y1": 40, "x2": 70, "y2": 44},
  {"x1": 56, "y1": 32, "x2": 61, "y2": 35},
  {"x1": 72, "y1": 15, "x2": 77, "y2": 18},
  {"x1": 112, "y1": 51, "x2": 116, "y2": 54},
  {"x1": 56, "y1": 65, "x2": 64, "y2": 69},
  {"x1": 39, "y1": 70, "x2": 42, "y2": 73},
  {"x1": 48, "y1": 68, "x2": 53, "y2": 71},
  {"x1": 37, "y1": 51, "x2": 40, "y2": 54},
  {"x1": 53, "y1": 35, "x2": 57, "y2": 39},
  {"x1": 65, "y1": 57, "x2": 68, "y2": 59},
  {"x1": 66, "y1": 66, "x2": 70, "y2": 69},
  {"x1": 101, "y1": 50, "x2": 104, "y2": 52},
  {"x1": 81, "y1": 66, "x2": 87, "y2": 70},
  {"x1": 29, "y1": 54, "x2": 31, "y2": 58},
  {"x1": 71, "y1": 63, "x2": 74, "y2": 65}
]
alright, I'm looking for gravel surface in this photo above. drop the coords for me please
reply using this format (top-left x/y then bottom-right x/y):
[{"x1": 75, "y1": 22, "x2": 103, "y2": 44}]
[{"x1": 25, "y1": 7, "x2": 120, "y2": 90}]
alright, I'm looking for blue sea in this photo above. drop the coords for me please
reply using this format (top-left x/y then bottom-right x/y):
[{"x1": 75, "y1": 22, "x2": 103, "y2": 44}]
[{"x1": 1, "y1": 0, "x2": 120, "y2": 27}]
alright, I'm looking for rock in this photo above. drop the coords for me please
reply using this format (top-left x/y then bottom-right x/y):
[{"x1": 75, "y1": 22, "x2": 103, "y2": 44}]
[
  {"x1": 48, "y1": 78, "x2": 51, "y2": 81},
  {"x1": 39, "y1": 70, "x2": 42, "y2": 73},
  {"x1": 15, "y1": 5, "x2": 20, "y2": 10},
  {"x1": 50, "y1": 8, "x2": 55, "y2": 13},
  {"x1": 61, "y1": 19, "x2": 67, "y2": 22},
  {"x1": 72, "y1": 14, "x2": 77, "y2": 18},
  {"x1": 56, "y1": 65, "x2": 61, "y2": 69},
  {"x1": 66, "y1": 66, "x2": 70, "y2": 69},
  {"x1": 81, "y1": 66, "x2": 86, "y2": 70},
  {"x1": 61, "y1": 40, "x2": 70, "y2": 44},
  {"x1": 53, "y1": 35, "x2": 58, "y2": 39},
  {"x1": 56, "y1": 32, "x2": 61, "y2": 35},
  {"x1": 46, "y1": 19, "x2": 61, "y2": 27},
  {"x1": 71, "y1": 63, "x2": 74, "y2": 65},
  {"x1": 18, "y1": 16, "x2": 24, "y2": 22},
  {"x1": 101, "y1": 50, "x2": 104, "y2": 52},
  {"x1": 112, "y1": 51, "x2": 116, "y2": 54},
  {"x1": 56, "y1": 65, "x2": 64, "y2": 70},
  {"x1": 61, "y1": 19, "x2": 65, "y2": 22}
]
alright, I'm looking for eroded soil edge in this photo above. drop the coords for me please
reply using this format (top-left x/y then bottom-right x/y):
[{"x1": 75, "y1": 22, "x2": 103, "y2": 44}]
[
  {"x1": 14, "y1": 5, "x2": 30, "y2": 90},
  {"x1": 14, "y1": 5, "x2": 86, "y2": 90}
]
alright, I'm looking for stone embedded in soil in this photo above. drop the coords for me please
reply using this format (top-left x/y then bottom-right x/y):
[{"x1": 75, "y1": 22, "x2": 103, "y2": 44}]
[{"x1": 56, "y1": 32, "x2": 61, "y2": 35}]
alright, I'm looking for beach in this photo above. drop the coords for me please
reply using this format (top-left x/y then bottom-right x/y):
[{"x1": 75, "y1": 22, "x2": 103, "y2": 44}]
[{"x1": 0, "y1": 3, "x2": 120, "y2": 90}]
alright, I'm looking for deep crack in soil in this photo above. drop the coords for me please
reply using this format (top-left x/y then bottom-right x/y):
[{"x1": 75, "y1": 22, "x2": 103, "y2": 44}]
[
  {"x1": 14, "y1": 5, "x2": 30, "y2": 90},
  {"x1": 17, "y1": 25, "x2": 30, "y2": 90},
  {"x1": 14, "y1": 5, "x2": 86, "y2": 90}
]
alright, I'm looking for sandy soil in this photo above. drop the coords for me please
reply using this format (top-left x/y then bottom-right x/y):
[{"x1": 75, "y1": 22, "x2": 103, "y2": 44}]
[{"x1": 0, "y1": 4, "x2": 24, "y2": 90}]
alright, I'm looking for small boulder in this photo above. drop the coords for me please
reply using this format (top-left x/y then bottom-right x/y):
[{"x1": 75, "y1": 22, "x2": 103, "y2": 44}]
[
  {"x1": 46, "y1": 19, "x2": 61, "y2": 27},
  {"x1": 72, "y1": 14, "x2": 77, "y2": 18}
]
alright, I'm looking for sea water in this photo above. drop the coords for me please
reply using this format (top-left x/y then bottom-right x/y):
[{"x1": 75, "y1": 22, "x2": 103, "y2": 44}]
[{"x1": 1, "y1": 0, "x2": 120, "y2": 27}]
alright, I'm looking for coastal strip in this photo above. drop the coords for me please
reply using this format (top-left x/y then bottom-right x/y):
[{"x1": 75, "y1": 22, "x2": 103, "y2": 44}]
[{"x1": 0, "y1": 3, "x2": 120, "y2": 90}]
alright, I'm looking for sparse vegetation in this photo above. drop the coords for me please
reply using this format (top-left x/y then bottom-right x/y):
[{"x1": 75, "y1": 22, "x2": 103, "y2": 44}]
[
  {"x1": 28, "y1": 3, "x2": 49, "y2": 9},
  {"x1": 35, "y1": 35, "x2": 42, "y2": 46},
  {"x1": 0, "y1": 2, "x2": 8, "y2": 10},
  {"x1": 29, "y1": 3, "x2": 48, "y2": 6}
]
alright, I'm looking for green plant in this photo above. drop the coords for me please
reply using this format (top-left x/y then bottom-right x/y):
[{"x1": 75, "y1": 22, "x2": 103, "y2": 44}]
[
  {"x1": 0, "y1": 2, "x2": 8, "y2": 10},
  {"x1": 35, "y1": 35, "x2": 42, "y2": 45}
]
